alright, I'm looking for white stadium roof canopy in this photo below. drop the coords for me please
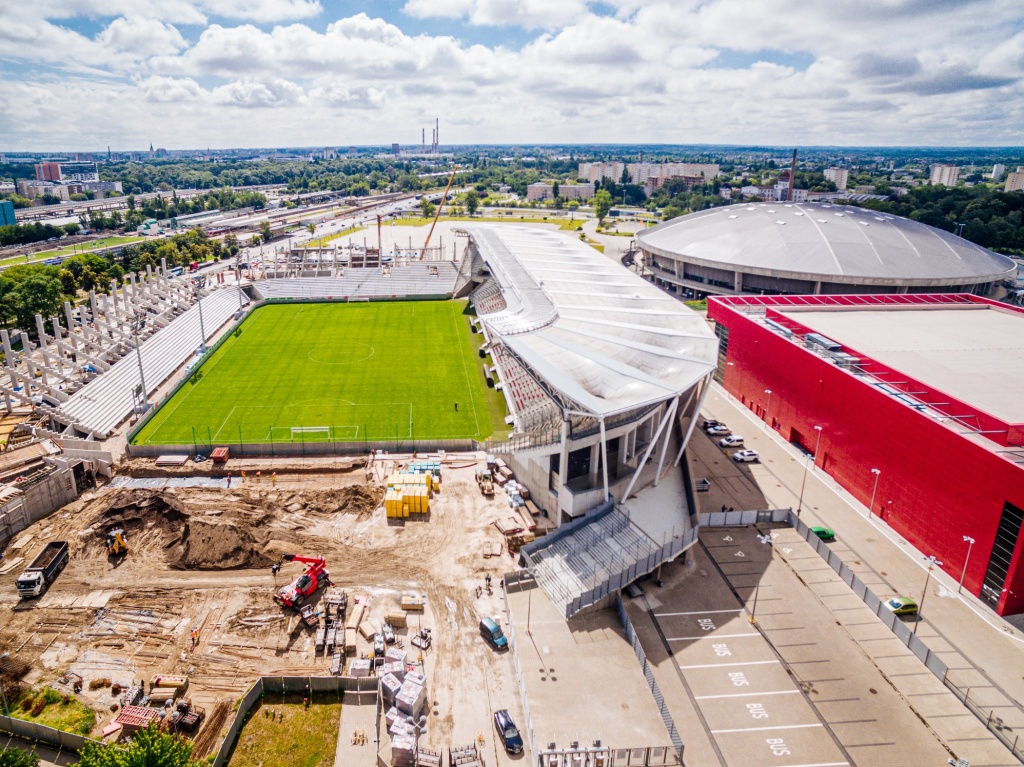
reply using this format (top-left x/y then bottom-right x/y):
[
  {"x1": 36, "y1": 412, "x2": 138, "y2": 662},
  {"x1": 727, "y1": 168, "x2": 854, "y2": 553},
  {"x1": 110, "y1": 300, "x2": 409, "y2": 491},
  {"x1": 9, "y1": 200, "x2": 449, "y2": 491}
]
[{"x1": 464, "y1": 224, "x2": 718, "y2": 418}]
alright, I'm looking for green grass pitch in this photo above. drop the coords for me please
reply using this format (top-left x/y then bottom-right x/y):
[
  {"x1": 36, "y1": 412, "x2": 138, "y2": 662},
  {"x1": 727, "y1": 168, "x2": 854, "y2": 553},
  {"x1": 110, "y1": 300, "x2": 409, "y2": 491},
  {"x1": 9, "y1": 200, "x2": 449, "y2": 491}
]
[{"x1": 132, "y1": 300, "x2": 499, "y2": 446}]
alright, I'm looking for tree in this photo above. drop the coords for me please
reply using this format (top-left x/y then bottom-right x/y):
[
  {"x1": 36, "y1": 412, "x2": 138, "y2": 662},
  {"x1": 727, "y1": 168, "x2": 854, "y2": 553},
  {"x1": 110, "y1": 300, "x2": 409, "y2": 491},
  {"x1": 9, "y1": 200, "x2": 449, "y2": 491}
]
[
  {"x1": 62, "y1": 222, "x2": 80, "y2": 236},
  {"x1": 306, "y1": 223, "x2": 316, "y2": 235},
  {"x1": 465, "y1": 190, "x2": 479, "y2": 217},
  {"x1": 551, "y1": 182, "x2": 560, "y2": 200},
  {"x1": 419, "y1": 197, "x2": 436, "y2": 219},
  {"x1": 77, "y1": 723, "x2": 204, "y2": 767},
  {"x1": 593, "y1": 189, "x2": 613, "y2": 225},
  {"x1": 0, "y1": 747, "x2": 40, "y2": 767},
  {"x1": 126, "y1": 194, "x2": 136, "y2": 212},
  {"x1": 260, "y1": 221, "x2": 273, "y2": 243},
  {"x1": 9, "y1": 273, "x2": 65, "y2": 332}
]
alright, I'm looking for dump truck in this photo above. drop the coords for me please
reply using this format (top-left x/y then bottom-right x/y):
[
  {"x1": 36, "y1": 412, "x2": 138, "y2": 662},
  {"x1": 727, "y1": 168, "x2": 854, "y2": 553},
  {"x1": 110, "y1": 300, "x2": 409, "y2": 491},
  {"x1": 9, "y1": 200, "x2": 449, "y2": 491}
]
[
  {"x1": 16, "y1": 541, "x2": 69, "y2": 599},
  {"x1": 476, "y1": 469, "x2": 495, "y2": 497}
]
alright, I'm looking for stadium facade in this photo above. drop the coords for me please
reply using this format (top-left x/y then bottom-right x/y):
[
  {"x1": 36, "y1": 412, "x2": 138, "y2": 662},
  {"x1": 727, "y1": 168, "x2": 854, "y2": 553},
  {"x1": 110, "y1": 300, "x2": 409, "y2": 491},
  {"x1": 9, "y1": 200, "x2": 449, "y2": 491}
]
[
  {"x1": 636, "y1": 202, "x2": 1016, "y2": 299},
  {"x1": 464, "y1": 224, "x2": 719, "y2": 524},
  {"x1": 708, "y1": 293, "x2": 1024, "y2": 617}
]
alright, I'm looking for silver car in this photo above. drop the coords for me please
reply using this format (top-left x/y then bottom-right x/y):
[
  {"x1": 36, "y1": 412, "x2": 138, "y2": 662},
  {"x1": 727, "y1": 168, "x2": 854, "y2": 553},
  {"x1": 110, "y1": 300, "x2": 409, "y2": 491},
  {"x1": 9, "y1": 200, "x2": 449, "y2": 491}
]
[
  {"x1": 732, "y1": 449, "x2": 759, "y2": 463},
  {"x1": 719, "y1": 435, "x2": 745, "y2": 448}
]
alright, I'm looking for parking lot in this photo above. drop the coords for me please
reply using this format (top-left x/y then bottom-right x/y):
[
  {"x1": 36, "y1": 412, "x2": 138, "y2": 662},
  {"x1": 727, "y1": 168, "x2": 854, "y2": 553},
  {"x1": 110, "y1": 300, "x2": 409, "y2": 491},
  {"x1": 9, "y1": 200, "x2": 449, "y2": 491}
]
[{"x1": 624, "y1": 523, "x2": 973, "y2": 767}]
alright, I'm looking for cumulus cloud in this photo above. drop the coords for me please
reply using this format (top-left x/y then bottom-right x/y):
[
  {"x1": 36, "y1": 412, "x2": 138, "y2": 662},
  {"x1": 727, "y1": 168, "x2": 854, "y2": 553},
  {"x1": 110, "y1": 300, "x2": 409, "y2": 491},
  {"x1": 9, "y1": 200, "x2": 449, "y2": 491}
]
[
  {"x1": 403, "y1": 0, "x2": 586, "y2": 29},
  {"x1": 2, "y1": 1, "x2": 1024, "y2": 148}
]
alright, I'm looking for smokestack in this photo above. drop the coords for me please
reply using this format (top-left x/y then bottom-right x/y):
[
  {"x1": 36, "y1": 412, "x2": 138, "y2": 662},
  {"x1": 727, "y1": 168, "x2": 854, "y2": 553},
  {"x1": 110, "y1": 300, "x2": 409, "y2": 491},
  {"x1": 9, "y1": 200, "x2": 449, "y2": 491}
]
[
  {"x1": 787, "y1": 149, "x2": 797, "y2": 202},
  {"x1": 422, "y1": 128, "x2": 425, "y2": 152},
  {"x1": 435, "y1": 118, "x2": 439, "y2": 152}
]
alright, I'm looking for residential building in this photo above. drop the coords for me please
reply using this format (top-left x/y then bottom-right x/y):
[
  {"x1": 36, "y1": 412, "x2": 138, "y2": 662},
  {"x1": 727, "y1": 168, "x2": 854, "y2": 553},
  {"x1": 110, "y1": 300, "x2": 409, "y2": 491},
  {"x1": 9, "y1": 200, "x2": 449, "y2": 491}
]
[
  {"x1": 578, "y1": 162, "x2": 626, "y2": 183},
  {"x1": 823, "y1": 168, "x2": 849, "y2": 191},
  {"x1": 1005, "y1": 167, "x2": 1024, "y2": 193},
  {"x1": 17, "y1": 181, "x2": 70, "y2": 201},
  {"x1": 0, "y1": 199, "x2": 15, "y2": 227},
  {"x1": 35, "y1": 161, "x2": 100, "y2": 183},
  {"x1": 526, "y1": 182, "x2": 594, "y2": 202},
  {"x1": 992, "y1": 163, "x2": 1006, "y2": 180},
  {"x1": 930, "y1": 164, "x2": 960, "y2": 186}
]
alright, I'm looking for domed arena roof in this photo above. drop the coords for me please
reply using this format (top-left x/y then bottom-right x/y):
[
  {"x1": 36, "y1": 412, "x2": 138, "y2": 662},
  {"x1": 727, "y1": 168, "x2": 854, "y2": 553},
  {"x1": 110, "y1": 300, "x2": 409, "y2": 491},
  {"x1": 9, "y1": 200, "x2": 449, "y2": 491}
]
[{"x1": 636, "y1": 202, "x2": 1015, "y2": 286}]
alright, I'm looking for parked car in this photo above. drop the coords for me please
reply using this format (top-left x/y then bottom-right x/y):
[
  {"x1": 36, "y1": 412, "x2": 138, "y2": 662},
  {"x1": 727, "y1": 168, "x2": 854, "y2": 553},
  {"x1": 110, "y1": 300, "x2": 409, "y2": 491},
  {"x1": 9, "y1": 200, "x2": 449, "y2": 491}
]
[
  {"x1": 884, "y1": 597, "x2": 918, "y2": 615},
  {"x1": 706, "y1": 424, "x2": 731, "y2": 436},
  {"x1": 702, "y1": 419, "x2": 722, "y2": 430},
  {"x1": 719, "y1": 435, "x2": 745, "y2": 448},
  {"x1": 493, "y1": 710, "x2": 524, "y2": 754},
  {"x1": 732, "y1": 449, "x2": 759, "y2": 463},
  {"x1": 479, "y1": 617, "x2": 508, "y2": 650},
  {"x1": 810, "y1": 526, "x2": 836, "y2": 542}
]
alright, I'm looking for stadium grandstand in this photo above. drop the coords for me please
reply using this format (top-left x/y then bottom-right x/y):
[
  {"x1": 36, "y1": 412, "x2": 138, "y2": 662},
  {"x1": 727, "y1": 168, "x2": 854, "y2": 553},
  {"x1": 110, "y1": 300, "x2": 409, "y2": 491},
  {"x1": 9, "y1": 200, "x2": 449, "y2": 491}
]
[
  {"x1": 463, "y1": 224, "x2": 718, "y2": 616},
  {"x1": 1, "y1": 261, "x2": 246, "y2": 440},
  {"x1": 251, "y1": 262, "x2": 463, "y2": 301}
]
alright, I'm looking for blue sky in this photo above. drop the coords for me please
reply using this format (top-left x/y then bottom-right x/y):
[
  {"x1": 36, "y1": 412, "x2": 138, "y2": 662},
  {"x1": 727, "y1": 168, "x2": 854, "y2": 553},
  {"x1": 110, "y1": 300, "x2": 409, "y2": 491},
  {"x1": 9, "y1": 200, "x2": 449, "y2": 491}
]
[{"x1": 1, "y1": 1, "x2": 1022, "y2": 150}]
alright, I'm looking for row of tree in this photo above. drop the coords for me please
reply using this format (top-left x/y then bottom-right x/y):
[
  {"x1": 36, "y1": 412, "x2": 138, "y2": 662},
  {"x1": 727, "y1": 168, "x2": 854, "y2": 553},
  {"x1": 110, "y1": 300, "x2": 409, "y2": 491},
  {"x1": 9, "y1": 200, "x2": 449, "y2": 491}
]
[
  {"x1": 847, "y1": 185, "x2": 1024, "y2": 255},
  {"x1": 0, "y1": 221, "x2": 79, "y2": 247},
  {"x1": 0, "y1": 723, "x2": 205, "y2": 766},
  {"x1": 0, "y1": 229, "x2": 233, "y2": 334}
]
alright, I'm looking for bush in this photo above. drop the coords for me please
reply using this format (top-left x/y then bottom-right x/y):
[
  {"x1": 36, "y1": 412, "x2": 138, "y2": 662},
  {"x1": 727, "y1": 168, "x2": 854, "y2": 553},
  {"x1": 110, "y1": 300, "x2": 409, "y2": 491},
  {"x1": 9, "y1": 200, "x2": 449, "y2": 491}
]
[
  {"x1": 41, "y1": 687, "x2": 62, "y2": 705},
  {"x1": 30, "y1": 697, "x2": 47, "y2": 716}
]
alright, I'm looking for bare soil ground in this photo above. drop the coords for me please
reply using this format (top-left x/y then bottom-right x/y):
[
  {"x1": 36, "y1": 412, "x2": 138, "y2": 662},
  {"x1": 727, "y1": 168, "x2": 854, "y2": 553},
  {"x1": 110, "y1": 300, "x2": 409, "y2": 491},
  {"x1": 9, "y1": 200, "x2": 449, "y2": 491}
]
[{"x1": 0, "y1": 457, "x2": 521, "y2": 756}]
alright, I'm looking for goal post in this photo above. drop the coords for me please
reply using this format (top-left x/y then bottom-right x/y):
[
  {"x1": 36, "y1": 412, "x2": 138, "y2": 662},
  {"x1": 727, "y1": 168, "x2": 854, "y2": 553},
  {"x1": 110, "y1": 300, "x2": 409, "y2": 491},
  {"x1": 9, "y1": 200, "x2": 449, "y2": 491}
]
[{"x1": 290, "y1": 426, "x2": 331, "y2": 441}]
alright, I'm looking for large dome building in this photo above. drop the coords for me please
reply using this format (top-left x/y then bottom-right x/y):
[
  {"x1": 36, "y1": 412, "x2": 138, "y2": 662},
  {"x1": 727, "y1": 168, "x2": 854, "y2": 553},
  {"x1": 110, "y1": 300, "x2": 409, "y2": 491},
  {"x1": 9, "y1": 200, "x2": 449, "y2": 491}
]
[{"x1": 636, "y1": 202, "x2": 1016, "y2": 297}]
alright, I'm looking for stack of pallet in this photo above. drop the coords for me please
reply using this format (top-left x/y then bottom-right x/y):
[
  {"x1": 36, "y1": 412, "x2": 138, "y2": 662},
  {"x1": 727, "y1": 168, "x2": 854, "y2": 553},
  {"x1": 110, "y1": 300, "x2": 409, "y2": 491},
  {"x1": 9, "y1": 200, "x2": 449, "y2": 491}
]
[
  {"x1": 449, "y1": 743, "x2": 484, "y2": 767},
  {"x1": 385, "y1": 471, "x2": 433, "y2": 518},
  {"x1": 147, "y1": 676, "x2": 188, "y2": 704},
  {"x1": 393, "y1": 734, "x2": 417, "y2": 767}
]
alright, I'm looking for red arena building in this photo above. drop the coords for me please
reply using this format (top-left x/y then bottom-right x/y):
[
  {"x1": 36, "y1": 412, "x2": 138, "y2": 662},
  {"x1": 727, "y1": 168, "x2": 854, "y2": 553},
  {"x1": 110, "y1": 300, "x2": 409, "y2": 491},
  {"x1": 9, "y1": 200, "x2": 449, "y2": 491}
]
[{"x1": 708, "y1": 293, "x2": 1024, "y2": 616}]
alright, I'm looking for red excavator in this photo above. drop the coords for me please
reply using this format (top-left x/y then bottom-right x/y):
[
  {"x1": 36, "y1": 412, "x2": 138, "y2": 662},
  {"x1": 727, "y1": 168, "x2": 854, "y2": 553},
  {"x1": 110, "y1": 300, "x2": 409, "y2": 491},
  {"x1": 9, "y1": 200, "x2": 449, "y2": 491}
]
[{"x1": 274, "y1": 553, "x2": 330, "y2": 608}]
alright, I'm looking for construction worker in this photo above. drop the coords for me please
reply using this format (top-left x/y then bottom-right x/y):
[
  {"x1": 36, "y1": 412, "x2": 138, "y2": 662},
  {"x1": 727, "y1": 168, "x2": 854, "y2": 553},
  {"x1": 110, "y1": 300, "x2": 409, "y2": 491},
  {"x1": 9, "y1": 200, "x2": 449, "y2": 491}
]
[
  {"x1": 256, "y1": 470, "x2": 261, "y2": 482},
  {"x1": 226, "y1": 472, "x2": 232, "y2": 488},
  {"x1": 271, "y1": 562, "x2": 280, "y2": 579},
  {"x1": 271, "y1": 471, "x2": 277, "y2": 487},
  {"x1": 241, "y1": 469, "x2": 246, "y2": 483}
]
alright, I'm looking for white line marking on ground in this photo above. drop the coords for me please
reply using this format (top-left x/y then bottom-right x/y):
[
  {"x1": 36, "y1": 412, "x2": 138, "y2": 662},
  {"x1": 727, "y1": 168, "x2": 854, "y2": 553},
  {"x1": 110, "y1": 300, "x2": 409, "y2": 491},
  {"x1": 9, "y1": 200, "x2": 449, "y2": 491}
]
[
  {"x1": 668, "y1": 633, "x2": 760, "y2": 641},
  {"x1": 655, "y1": 609, "x2": 743, "y2": 617},
  {"x1": 677, "y1": 660, "x2": 779, "y2": 670},
  {"x1": 695, "y1": 690, "x2": 801, "y2": 700},
  {"x1": 711, "y1": 723, "x2": 823, "y2": 734}
]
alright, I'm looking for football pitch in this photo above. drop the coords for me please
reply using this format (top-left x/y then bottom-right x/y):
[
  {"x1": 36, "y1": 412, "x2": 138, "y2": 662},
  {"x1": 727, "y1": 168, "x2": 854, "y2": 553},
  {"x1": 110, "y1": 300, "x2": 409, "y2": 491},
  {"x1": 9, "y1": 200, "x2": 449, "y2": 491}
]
[{"x1": 132, "y1": 300, "x2": 499, "y2": 446}]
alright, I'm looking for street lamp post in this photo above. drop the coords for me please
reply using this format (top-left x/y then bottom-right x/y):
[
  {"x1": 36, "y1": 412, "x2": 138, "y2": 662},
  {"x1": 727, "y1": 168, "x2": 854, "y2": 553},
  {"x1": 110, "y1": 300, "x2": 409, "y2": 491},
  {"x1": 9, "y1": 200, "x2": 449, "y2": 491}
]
[
  {"x1": 797, "y1": 425, "x2": 823, "y2": 517},
  {"x1": 959, "y1": 536, "x2": 976, "y2": 594},
  {"x1": 914, "y1": 555, "x2": 943, "y2": 635},
  {"x1": 749, "y1": 533, "x2": 774, "y2": 625},
  {"x1": 917, "y1": 557, "x2": 937, "y2": 634},
  {"x1": 764, "y1": 389, "x2": 773, "y2": 427},
  {"x1": 867, "y1": 468, "x2": 881, "y2": 518}
]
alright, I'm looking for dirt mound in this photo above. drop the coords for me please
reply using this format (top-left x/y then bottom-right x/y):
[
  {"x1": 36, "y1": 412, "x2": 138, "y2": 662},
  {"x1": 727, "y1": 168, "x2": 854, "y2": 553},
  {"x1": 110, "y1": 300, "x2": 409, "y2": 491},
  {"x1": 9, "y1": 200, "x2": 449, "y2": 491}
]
[
  {"x1": 280, "y1": 484, "x2": 383, "y2": 517},
  {"x1": 93, "y1": 491, "x2": 188, "y2": 528},
  {"x1": 173, "y1": 517, "x2": 273, "y2": 570}
]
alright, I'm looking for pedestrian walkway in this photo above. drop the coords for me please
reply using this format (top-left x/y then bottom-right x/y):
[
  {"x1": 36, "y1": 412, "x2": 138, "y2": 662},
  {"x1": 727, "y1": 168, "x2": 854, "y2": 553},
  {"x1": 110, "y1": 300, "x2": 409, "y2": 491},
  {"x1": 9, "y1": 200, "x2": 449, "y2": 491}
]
[
  {"x1": 107, "y1": 476, "x2": 228, "y2": 489},
  {"x1": 334, "y1": 698, "x2": 378, "y2": 767}
]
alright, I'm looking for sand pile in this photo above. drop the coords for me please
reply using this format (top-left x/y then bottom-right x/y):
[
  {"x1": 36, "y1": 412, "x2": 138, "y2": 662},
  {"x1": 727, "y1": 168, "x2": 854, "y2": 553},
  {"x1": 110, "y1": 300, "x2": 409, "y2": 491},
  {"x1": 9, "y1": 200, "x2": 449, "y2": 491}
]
[{"x1": 173, "y1": 517, "x2": 273, "y2": 570}]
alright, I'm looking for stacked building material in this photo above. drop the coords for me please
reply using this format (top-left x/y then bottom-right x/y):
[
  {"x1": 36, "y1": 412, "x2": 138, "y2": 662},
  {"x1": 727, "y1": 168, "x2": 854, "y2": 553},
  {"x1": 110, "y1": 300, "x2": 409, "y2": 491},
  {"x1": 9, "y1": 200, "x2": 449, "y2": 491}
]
[
  {"x1": 392, "y1": 734, "x2": 417, "y2": 767},
  {"x1": 348, "y1": 658, "x2": 372, "y2": 677}
]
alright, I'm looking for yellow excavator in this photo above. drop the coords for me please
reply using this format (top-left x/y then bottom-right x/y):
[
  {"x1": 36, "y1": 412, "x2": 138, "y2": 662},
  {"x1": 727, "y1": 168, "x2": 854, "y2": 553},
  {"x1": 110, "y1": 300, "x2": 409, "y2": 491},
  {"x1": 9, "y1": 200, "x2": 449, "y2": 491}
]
[{"x1": 106, "y1": 528, "x2": 128, "y2": 558}]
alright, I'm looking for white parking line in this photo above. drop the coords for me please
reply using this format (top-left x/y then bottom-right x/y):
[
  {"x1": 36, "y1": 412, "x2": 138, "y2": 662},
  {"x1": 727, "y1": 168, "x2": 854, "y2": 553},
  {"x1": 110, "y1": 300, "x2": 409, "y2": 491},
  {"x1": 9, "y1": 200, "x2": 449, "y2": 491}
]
[
  {"x1": 668, "y1": 633, "x2": 760, "y2": 641},
  {"x1": 711, "y1": 723, "x2": 823, "y2": 734},
  {"x1": 695, "y1": 690, "x2": 801, "y2": 700},
  {"x1": 654, "y1": 609, "x2": 743, "y2": 617},
  {"x1": 677, "y1": 659, "x2": 779, "y2": 670},
  {"x1": 770, "y1": 763, "x2": 848, "y2": 767}
]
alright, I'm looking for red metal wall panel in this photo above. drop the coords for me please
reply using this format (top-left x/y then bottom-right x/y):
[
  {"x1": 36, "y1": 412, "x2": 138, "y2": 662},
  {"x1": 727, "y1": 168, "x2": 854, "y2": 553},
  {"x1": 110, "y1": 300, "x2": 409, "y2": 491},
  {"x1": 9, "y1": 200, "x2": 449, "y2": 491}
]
[{"x1": 709, "y1": 298, "x2": 1024, "y2": 616}]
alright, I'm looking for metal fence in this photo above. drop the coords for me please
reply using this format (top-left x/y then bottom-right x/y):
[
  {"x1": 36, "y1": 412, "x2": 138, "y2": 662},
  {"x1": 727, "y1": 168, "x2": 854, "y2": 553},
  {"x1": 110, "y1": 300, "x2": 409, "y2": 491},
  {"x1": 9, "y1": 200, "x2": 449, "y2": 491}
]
[
  {"x1": 211, "y1": 675, "x2": 378, "y2": 767},
  {"x1": 0, "y1": 714, "x2": 98, "y2": 753},
  {"x1": 944, "y1": 682, "x2": 1024, "y2": 761},
  {"x1": 698, "y1": 509, "x2": 790, "y2": 527},
  {"x1": 615, "y1": 596, "x2": 684, "y2": 765}
]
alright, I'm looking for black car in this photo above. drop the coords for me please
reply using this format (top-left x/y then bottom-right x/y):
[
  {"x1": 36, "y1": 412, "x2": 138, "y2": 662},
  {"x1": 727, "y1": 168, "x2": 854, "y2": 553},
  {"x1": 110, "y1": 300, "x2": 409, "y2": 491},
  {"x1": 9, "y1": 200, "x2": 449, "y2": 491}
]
[
  {"x1": 702, "y1": 419, "x2": 721, "y2": 430},
  {"x1": 493, "y1": 709, "x2": 523, "y2": 754}
]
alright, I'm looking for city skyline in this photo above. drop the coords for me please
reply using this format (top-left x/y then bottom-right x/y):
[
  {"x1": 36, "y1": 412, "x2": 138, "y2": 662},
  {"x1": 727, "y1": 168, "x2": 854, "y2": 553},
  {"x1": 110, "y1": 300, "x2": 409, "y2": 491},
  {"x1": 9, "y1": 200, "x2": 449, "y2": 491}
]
[{"x1": 1, "y1": 1, "x2": 1023, "y2": 150}]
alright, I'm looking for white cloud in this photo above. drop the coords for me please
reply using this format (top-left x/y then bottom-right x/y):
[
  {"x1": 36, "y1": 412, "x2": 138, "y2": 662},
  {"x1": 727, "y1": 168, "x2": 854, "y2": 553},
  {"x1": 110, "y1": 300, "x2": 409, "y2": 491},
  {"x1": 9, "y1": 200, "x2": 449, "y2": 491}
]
[
  {"x1": 99, "y1": 17, "x2": 187, "y2": 57},
  {"x1": 1, "y1": 2, "x2": 1023, "y2": 148},
  {"x1": 403, "y1": 0, "x2": 586, "y2": 29}
]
